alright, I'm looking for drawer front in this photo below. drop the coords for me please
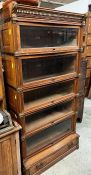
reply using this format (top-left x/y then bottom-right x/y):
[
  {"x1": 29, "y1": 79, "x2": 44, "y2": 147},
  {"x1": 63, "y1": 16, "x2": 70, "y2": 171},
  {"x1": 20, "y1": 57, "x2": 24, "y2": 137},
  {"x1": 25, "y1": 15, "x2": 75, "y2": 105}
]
[
  {"x1": 87, "y1": 36, "x2": 91, "y2": 45},
  {"x1": 7, "y1": 86, "x2": 23, "y2": 113},
  {"x1": 2, "y1": 22, "x2": 80, "y2": 54},
  {"x1": 1, "y1": 22, "x2": 15, "y2": 53},
  {"x1": 88, "y1": 18, "x2": 91, "y2": 33},
  {"x1": 86, "y1": 69, "x2": 91, "y2": 78},
  {"x1": 87, "y1": 58, "x2": 91, "y2": 68},
  {"x1": 24, "y1": 134, "x2": 79, "y2": 175},
  {"x1": 86, "y1": 46, "x2": 91, "y2": 56},
  {"x1": 7, "y1": 79, "x2": 77, "y2": 114},
  {"x1": 3, "y1": 55, "x2": 22, "y2": 88},
  {"x1": 22, "y1": 116, "x2": 75, "y2": 158}
]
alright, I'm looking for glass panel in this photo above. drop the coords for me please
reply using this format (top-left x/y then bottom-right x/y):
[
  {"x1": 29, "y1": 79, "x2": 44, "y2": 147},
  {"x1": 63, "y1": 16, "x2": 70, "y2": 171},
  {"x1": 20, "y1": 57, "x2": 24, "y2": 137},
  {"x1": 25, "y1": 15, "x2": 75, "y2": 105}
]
[
  {"x1": 22, "y1": 54, "x2": 75, "y2": 83},
  {"x1": 25, "y1": 101, "x2": 73, "y2": 133},
  {"x1": 20, "y1": 25, "x2": 78, "y2": 48},
  {"x1": 24, "y1": 80, "x2": 74, "y2": 110},
  {"x1": 26, "y1": 118, "x2": 72, "y2": 156}
]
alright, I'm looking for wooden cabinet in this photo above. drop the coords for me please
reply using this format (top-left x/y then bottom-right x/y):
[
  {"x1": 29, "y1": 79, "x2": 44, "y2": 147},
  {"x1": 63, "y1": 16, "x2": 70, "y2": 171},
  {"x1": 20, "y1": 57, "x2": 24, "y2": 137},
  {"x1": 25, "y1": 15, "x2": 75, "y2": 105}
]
[
  {"x1": 1, "y1": 2, "x2": 84, "y2": 174},
  {"x1": 0, "y1": 122, "x2": 21, "y2": 175}
]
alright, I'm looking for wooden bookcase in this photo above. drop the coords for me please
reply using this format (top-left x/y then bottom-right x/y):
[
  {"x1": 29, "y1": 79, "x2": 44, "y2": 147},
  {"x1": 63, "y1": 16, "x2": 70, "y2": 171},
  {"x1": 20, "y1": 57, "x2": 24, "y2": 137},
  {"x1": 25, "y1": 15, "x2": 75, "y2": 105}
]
[{"x1": 1, "y1": 1, "x2": 84, "y2": 174}]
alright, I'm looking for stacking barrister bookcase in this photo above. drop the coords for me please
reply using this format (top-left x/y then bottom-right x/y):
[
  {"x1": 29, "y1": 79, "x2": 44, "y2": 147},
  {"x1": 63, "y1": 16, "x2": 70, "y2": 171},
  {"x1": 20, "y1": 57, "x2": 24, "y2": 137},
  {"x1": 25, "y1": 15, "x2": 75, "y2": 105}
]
[{"x1": 1, "y1": 1, "x2": 84, "y2": 174}]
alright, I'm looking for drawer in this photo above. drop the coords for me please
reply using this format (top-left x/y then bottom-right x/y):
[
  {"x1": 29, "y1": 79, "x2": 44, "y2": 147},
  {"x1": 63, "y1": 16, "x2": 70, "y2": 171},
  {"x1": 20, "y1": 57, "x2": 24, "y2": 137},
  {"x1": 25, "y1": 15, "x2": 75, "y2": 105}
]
[
  {"x1": 10, "y1": 99, "x2": 76, "y2": 136},
  {"x1": 86, "y1": 46, "x2": 91, "y2": 56},
  {"x1": 3, "y1": 53, "x2": 79, "y2": 89},
  {"x1": 23, "y1": 133, "x2": 79, "y2": 175},
  {"x1": 87, "y1": 58, "x2": 91, "y2": 68},
  {"x1": 1, "y1": 21, "x2": 80, "y2": 55},
  {"x1": 21, "y1": 116, "x2": 75, "y2": 159},
  {"x1": 86, "y1": 69, "x2": 91, "y2": 78},
  {"x1": 85, "y1": 77, "x2": 90, "y2": 89},
  {"x1": 87, "y1": 36, "x2": 91, "y2": 45},
  {"x1": 87, "y1": 18, "x2": 91, "y2": 33},
  {"x1": 7, "y1": 79, "x2": 78, "y2": 114}
]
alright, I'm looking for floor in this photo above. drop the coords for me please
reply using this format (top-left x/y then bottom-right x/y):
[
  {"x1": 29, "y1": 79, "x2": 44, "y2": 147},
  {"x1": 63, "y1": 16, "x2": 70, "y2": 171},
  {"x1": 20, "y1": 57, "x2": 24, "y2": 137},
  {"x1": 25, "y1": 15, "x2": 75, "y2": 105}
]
[{"x1": 43, "y1": 98, "x2": 91, "y2": 175}]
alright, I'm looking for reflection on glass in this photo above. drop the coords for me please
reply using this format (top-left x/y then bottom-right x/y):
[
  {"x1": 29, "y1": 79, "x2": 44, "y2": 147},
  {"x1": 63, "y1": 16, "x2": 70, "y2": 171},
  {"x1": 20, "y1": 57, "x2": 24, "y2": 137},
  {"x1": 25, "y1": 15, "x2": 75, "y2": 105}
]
[
  {"x1": 20, "y1": 25, "x2": 78, "y2": 48},
  {"x1": 25, "y1": 100, "x2": 73, "y2": 133},
  {"x1": 22, "y1": 55, "x2": 75, "y2": 83},
  {"x1": 24, "y1": 81, "x2": 73, "y2": 107}
]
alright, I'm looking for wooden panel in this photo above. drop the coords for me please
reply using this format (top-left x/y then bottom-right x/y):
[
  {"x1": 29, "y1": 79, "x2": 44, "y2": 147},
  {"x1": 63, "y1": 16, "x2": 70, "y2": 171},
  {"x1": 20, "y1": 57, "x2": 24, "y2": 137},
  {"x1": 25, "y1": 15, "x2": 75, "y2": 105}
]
[
  {"x1": 86, "y1": 46, "x2": 91, "y2": 56},
  {"x1": 87, "y1": 35, "x2": 91, "y2": 45},
  {"x1": 1, "y1": 22, "x2": 14, "y2": 53},
  {"x1": 0, "y1": 125, "x2": 21, "y2": 175},
  {"x1": 87, "y1": 58, "x2": 91, "y2": 68},
  {"x1": 88, "y1": 18, "x2": 91, "y2": 33},
  {"x1": 86, "y1": 69, "x2": 91, "y2": 78},
  {"x1": 1, "y1": 139, "x2": 13, "y2": 175}
]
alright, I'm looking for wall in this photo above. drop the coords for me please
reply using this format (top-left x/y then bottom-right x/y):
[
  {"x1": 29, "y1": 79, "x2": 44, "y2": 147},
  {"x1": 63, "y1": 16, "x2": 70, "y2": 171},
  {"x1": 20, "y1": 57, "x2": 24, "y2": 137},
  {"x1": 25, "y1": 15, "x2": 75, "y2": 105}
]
[{"x1": 55, "y1": 0, "x2": 91, "y2": 14}]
